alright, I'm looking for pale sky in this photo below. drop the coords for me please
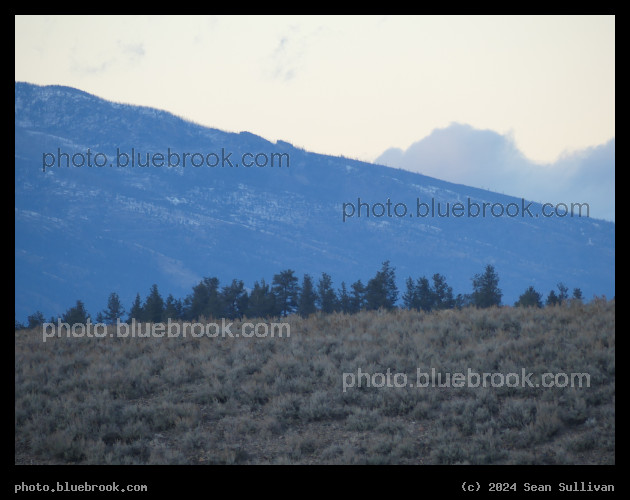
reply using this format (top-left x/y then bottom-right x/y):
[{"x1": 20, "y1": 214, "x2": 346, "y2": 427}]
[{"x1": 15, "y1": 15, "x2": 614, "y2": 165}]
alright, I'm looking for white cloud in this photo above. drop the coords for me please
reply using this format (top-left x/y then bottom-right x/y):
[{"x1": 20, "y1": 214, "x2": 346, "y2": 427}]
[{"x1": 375, "y1": 123, "x2": 615, "y2": 221}]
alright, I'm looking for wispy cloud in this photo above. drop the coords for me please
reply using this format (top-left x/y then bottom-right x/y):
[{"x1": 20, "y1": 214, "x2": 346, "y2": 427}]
[
  {"x1": 118, "y1": 41, "x2": 145, "y2": 60},
  {"x1": 266, "y1": 23, "x2": 327, "y2": 82},
  {"x1": 70, "y1": 40, "x2": 145, "y2": 75}
]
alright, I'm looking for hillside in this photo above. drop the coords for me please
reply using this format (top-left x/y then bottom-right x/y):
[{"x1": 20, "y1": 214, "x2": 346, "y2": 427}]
[
  {"x1": 15, "y1": 301, "x2": 615, "y2": 465},
  {"x1": 15, "y1": 81, "x2": 615, "y2": 321}
]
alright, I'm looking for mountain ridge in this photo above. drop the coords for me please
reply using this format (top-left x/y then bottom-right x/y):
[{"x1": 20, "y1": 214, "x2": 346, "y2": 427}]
[{"x1": 15, "y1": 82, "x2": 615, "y2": 321}]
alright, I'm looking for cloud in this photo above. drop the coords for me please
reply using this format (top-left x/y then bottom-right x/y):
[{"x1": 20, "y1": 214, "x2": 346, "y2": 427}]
[
  {"x1": 375, "y1": 123, "x2": 615, "y2": 221},
  {"x1": 269, "y1": 34, "x2": 300, "y2": 81},
  {"x1": 118, "y1": 41, "x2": 145, "y2": 60},
  {"x1": 70, "y1": 40, "x2": 145, "y2": 75},
  {"x1": 266, "y1": 23, "x2": 327, "y2": 82}
]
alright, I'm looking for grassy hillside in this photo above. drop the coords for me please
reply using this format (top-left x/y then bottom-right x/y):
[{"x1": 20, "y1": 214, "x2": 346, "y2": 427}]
[{"x1": 15, "y1": 299, "x2": 614, "y2": 464}]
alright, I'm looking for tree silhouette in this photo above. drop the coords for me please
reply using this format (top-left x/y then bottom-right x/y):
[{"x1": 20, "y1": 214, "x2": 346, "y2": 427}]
[
  {"x1": 247, "y1": 279, "x2": 276, "y2": 318},
  {"x1": 298, "y1": 274, "x2": 317, "y2": 318},
  {"x1": 349, "y1": 280, "x2": 366, "y2": 313},
  {"x1": 186, "y1": 277, "x2": 221, "y2": 320},
  {"x1": 102, "y1": 292, "x2": 126, "y2": 324},
  {"x1": 557, "y1": 282, "x2": 569, "y2": 304},
  {"x1": 416, "y1": 276, "x2": 436, "y2": 311},
  {"x1": 221, "y1": 279, "x2": 248, "y2": 319},
  {"x1": 143, "y1": 284, "x2": 164, "y2": 323},
  {"x1": 514, "y1": 286, "x2": 543, "y2": 308},
  {"x1": 27, "y1": 311, "x2": 46, "y2": 329},
  {"x1": 62, "y1": 300, "x2": 89, "y2": 324},
  {"x1": 272, "y1": 269, "x2": 299, "y2": 317},
  {"x1": 366, "y1": 261, "x2": 398, "y2": 310},
  {"x1": 546, "y1": 290, "x2": 560, "y2": 307},
  {"x1": 432, "y1": 273, "x2": 454, "y2": 310},
  {"x1": 337, "y1": 282, "x2": 351, "y2": 314},
  {"x1": 317, "y1": 272, "x2": 338, "y2": 314},
  {"x1": 402, "y1": 277, "x2": 419, "y2": 310},
  {"x1": 162, "y1": 294, "x2": 183, "y2": 321},
  {"x1": 128, "y1": 293, "x2": 144, "y2": 322},
  {"x1": 471, "y1": 264, "x2": 502, "y2": 308}
]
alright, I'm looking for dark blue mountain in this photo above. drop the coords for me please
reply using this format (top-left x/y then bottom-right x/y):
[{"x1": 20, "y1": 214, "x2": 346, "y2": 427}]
[{"x1": 15, "y1": 82, "x2": 615, "y2": 321}]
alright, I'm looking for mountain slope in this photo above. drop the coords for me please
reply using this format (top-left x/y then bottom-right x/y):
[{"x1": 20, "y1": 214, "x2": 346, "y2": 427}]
[{"x1": 15, "y1": 82, "x2": 615, "y2": 320}]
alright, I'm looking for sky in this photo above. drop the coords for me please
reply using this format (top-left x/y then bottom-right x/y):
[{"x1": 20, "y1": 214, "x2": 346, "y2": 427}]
[{"x1": 15, "y1": 15, "x2": 614, "y2": 166}]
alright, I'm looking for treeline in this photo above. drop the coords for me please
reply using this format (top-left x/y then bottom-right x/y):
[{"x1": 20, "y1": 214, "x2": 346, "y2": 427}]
[{"x1": 16, "y1": 262, "x2": 587, "y2": 329}]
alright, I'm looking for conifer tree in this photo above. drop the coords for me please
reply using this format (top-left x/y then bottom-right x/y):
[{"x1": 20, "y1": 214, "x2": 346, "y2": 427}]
[
  {"x1": 338, "y1": 282, "x2": 351, "y2": 314},
  {"x1": 221, "y1": 279, "x2": 248, "y2": 319},
  {"x1": 298, "y1": 274, "x2": 317, "y2": 318},
  {"x1": 349, "y1": 280, "x2": 366, "y2": 313},
  {"x1": 514, "y1": 286, "x2": 543, "y2": 308},
  {"x1": 102, "y1": 292, "x2": 126, "y2": 324},
  {"x1": 187, "y1": 277, "x2": 221, "y2": 320},
  {"x1": 317, "y1": 272, "x2": 338, "y2": 314},
  {"x1": 557, "y1": 282, "x2": 569, "y2": 304},
  {"x1": 162, "y1": 294, "x2": 183, "y2": 321},
  {"x1": 62, "y1": 300, "x2": 89, "y2": 324},
  {"x1": 27, "y1": 311, "x2": 45, "y2": 329},
  {"x1": 247, "y1": 279, "x2": 277, "y2": 318},
  {"x1": 365, "y1": 261, "x2": 398, "y2": 310},
  {"x1": 143, "y1": 284, "x2": 164, "y2": 323},
  {"x1": 471, "y1": 264, "x2": 502, "y2": 308},
  {"x1": 546, "y1": 289, "x2": 560, "y2": 307},
  {"x1": 272, "y1": 269, "x2": 299, "y2": 317},
  {"x1": 128, "y1": 293, "x2": 144, "y2": 322},
  {"x1": 402, "y1": 277, "x2": 419, "y2": 310},
  {"x1": 416, "y1": 276, "x2": 436, "y2": 311},
  {"x1": 432, "y1": 273, "x2": 454, "y2": 309}
]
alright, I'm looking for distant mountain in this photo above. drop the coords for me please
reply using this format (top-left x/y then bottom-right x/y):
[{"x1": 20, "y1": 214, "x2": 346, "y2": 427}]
[
  {"x1": 376, "y1": 123, "x2": 615, "y2": 222},
  {"x1": 15, "y1": 82, "x2": 615, "y2": 321}
]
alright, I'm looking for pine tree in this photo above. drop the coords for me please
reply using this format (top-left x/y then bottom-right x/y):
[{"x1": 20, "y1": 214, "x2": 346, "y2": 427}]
[
  {"x1": 187, "y1": 277, "x2": 221, "y2": 320},
  {"x1": 272, "y1": 270, "x2": 299, "y2": 317},
  {"x1": 416, "y1": 276, "x2": 436, "y2": 311},
  {"x1": 102, "y1": 292, "x2": 126, "y2": 324},
  {"x1": 432, "y1": 273, "x2": 454, "y2": 309},
  {"x1": 471, "y1": 264, "x2": 502, "y2": 308},
  {"x1": 162, "y1": 294, "x2": 183, "y2": 321},
  {"x1": 383, "y1": 261, "x2": 398, "y2": 308},
  {"x1": 317, "y1": 272, "x2": 338, "y2": 314},
  {"x1": 557, "y1": 282, "x2": 569, "y2": 304},
  {"x1": 514, "y1": 286, "x2": 543, "y2": 308},
  {"x1": 221, "y1": 279, "x2": 248, "y2": 319},
  {"x1": 298, "y1": 274, "x2": 317, "y2": 318},
  {"x1": 349, "y1": 280, "x2": 366, "y2": 313},
  {"x1": 366, "y1": 261, "x2": 398, "y2": 310},
  {"x1": 402, "y1": 277, "x2": 419, "y2": 310},
  {"x1": 27, "y1": 311, "x2": 45, "y2": 329},
  {"x1": 546, "y1": 290, "x2": 560, "y2": 307},
  {"x1": 62, "y1": 300, "x2": 89, "y2": 324},
  {"x1": 128, "y1": 293, "x2": 144, "y2": 322},
  {"x1": 572, "y1": 288, "x2": 583, "y2": 302},
  {"x1": 247, "y1": 279, "x2": 277, "y2": 318},
  {"x1": 143, "y1": 284, "x2": 164, "y2": 323},
  {"x1": 338, "y1": 282, "x2": 351, "y2": 314},
  {"x1": 454, "y1": 293, "x2": 472, "y2": 309}
]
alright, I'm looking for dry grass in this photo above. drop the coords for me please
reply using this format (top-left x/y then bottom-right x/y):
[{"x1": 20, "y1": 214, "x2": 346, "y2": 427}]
[{"x1": 15, "y1": 299, "x2": 614, "y2": 464}]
